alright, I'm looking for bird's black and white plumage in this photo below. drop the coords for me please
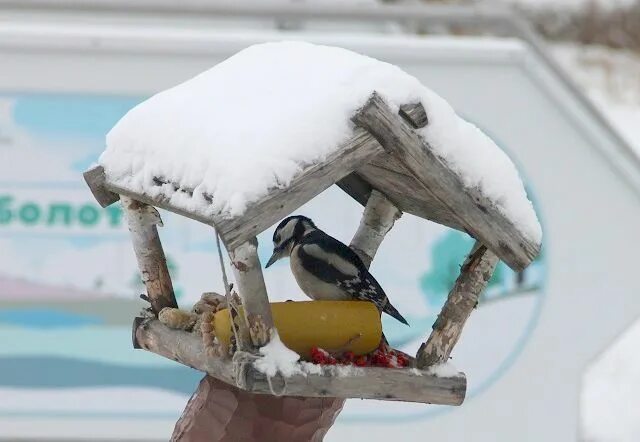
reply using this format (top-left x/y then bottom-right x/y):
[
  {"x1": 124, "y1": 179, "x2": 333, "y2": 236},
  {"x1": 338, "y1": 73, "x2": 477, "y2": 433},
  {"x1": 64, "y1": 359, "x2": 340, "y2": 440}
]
[{"x1": 265, "y1": 215, "x2": 408, "y2": 325}]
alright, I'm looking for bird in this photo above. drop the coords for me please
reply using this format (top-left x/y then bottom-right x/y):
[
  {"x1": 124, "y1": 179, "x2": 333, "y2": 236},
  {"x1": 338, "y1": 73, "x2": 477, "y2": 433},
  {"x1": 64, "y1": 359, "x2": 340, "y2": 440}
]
[{"x1": 265, "y1": 215, "x2": 408, "y2": 325}]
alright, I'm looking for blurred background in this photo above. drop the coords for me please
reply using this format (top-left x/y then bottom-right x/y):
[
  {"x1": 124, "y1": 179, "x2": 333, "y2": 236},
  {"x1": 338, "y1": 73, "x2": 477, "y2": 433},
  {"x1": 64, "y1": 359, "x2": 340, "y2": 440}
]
[{"x1": 0, "y1": 0, "x2": 638, "y2": 441}]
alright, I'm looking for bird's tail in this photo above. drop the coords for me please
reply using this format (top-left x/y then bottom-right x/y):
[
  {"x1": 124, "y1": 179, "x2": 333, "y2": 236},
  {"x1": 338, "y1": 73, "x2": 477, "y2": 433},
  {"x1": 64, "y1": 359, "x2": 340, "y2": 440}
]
[{"x1": 383, "y1": 302, "x2": 409, "y2": 326}]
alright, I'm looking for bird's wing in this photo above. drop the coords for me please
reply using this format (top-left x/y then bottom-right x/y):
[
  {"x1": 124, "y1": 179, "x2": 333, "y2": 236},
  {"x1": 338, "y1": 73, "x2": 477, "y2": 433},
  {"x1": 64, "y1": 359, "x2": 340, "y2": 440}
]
[{"x1": 297, "y1": 232, "x2": 408, "y2": 325}]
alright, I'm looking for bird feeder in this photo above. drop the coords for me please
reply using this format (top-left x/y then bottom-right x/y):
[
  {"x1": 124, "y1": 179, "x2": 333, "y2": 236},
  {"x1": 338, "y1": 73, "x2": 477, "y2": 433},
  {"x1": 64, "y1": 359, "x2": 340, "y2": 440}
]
[{"x1": 83, "y1": 42, "x2": 542, "y2": 439}]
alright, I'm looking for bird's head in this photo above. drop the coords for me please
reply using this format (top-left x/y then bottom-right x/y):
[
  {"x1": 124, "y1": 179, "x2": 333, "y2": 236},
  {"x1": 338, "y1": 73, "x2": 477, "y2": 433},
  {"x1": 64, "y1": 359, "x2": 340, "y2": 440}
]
[{"x1": 265, "y1": 215, "x2": 317, "y2": 268}]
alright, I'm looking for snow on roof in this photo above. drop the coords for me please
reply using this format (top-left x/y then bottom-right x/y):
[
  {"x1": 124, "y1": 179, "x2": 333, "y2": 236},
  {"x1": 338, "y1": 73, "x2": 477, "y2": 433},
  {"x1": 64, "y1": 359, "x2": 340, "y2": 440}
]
[{"x1": 99, "y1": 41, "x2": 541, "y2": 243}]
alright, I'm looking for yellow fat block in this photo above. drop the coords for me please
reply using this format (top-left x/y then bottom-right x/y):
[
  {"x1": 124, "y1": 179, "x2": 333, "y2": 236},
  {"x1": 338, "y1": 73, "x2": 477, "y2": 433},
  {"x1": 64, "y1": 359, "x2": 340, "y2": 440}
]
[{"x1": 213, "y1": 301, "x2": 382, "y2": 359}]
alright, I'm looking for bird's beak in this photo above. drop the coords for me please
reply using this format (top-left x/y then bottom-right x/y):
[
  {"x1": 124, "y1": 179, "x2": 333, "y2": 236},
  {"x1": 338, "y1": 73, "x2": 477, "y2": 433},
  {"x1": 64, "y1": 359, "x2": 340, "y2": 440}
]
[{"x1": 265, "y1": 250, "x2": 280, "y2": 268}]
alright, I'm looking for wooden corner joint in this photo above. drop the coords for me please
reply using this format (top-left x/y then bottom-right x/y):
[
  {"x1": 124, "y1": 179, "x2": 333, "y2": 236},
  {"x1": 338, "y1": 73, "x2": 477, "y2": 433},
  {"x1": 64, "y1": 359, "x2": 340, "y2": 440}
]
[{"x1": 82, "y1": 165, "x2": 120, "y2": 208}]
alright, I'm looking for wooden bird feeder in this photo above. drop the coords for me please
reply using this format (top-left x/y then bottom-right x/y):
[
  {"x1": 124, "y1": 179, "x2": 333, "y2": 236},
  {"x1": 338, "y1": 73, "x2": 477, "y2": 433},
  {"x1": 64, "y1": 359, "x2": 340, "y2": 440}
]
[{"x1": 84, "y1": 91, "x2": 541, "y2": 425}]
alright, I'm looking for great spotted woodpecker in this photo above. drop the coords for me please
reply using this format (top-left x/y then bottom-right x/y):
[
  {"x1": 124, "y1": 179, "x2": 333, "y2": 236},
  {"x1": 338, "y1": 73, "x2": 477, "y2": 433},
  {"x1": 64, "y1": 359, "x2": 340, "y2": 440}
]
[{"x1": 265, "y1": 215, "x2": 408, "y2": 325}]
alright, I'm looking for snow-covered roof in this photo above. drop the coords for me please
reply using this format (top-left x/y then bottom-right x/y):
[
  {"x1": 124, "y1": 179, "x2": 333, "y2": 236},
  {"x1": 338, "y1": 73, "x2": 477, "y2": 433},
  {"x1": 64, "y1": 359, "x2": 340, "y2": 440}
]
[{"x1": 92, "y1": 41, "x2": 542, "y2": 270}]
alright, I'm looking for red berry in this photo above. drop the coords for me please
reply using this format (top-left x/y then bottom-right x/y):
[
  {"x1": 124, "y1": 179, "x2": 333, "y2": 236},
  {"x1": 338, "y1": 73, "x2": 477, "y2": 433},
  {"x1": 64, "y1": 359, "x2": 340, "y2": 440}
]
[
  {"x1": 355, "y1": 356, "x2": 367, "y2": 366},
  {"x1": 310, "y1": 346, "x2": 333, "y2": 364}
]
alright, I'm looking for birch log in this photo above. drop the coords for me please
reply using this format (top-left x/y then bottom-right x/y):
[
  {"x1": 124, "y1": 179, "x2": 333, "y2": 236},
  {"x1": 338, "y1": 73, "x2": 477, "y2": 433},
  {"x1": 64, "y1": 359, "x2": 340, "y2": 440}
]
[
  {"x1": 121, "y1": 196, "x2": 178, "y2": 314},
  {"x1": 241, "y1": 358, "x2": 465, "y2": 405},
  {"x1": 134, "y1": 318, "x2": 235, "y2": 385},
  {"x1": 229, "y1": 238, "x2": 274, "y2": 348},
  {"x1": 349, "y1": 189, "x2": 401, "y2": 268},
  {"x1": 416, "y1": 242, "x2": 499, "y2": 368}
]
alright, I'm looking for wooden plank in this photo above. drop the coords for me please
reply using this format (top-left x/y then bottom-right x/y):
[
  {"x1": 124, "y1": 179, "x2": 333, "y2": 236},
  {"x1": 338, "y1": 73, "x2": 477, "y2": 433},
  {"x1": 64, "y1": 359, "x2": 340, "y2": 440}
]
[
  {"x1": 83, "y1": 165, "x2": 119, "y2": 207},
  {"x1": 416, "y1": 242, "x2": 499, "y2": 368},
  {"x1": 357, "y1": 148, "x2": 464, "y2": 229},
  {"x1": 368, "y1": 151, "x2": 416, "y2": 176},
  {"x1": 352, "y1": 92, "x2": 541, "y2": 271},
  {"x1": 339, "y1": 149, "x2": 464, "y2": 230},
  {"x1": 215, "y1": 128, "x2": 384, "y2": 250},
  {"x1": 240, "y1": 359, "x2": 466, "y2": 405},
  {"x1": 229, "y1": 238, "x2": 274, "y2": 348},
  {"x1": 121, "y1": 196, "x2": 178, "y2": 314},
  {"x1": 134, "y1": 318, "x2": 466, "y2": 405},
  {"x1": 349, "y1": 189, "x2": 401, "y2": 268},
  {"x1": 103, "y1": 157, "x2": 456, "y2": 238},
  {"x1": 357, "y1": 163, "x2": 463, "y2": 230},
  {"x1": 105, "y1": 181, "x2": 217, "y2": 226}
]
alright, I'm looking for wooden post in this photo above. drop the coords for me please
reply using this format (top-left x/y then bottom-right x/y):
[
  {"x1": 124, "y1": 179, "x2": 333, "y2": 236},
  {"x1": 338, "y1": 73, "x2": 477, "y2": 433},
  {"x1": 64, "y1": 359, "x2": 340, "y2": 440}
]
[
  {"x1": 172, "y1": 376, "x2": 344, "y2": 442},
  {"x1": 121, "y1": 196, "x2": 178, "y2": 314},
  {"x1": 416, "y1": 242, "x2": 499, "y2": 368},
  {"x1": 229, "y1": 238, "x2": 274, "y2": 348},
  {"x1": 350, "y1": 189, "x2": 401, "y2": 268}
]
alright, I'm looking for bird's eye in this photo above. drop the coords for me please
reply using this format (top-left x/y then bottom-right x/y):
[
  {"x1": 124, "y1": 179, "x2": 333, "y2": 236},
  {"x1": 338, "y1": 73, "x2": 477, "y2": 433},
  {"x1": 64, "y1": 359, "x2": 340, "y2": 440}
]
[{"x1": 274, "y1": 234, "x2": 281, "y2": 244}]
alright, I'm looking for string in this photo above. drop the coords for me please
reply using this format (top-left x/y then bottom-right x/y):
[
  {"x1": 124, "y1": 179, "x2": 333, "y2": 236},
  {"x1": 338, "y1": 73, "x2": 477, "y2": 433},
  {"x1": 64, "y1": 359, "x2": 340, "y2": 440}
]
[{"x1": 215, "y1": 230, "x2": 231, "y2": 298}]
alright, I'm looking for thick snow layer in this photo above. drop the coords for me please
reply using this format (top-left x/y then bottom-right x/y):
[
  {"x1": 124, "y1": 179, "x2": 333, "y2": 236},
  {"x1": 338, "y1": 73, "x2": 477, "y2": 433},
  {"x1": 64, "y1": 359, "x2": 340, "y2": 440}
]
[
  {"x1": 253, "y1": 332, "x2": 301, "y2": 378},
  {"x1": 100, "y1": 41, "x2": 541, "y2": 242}
]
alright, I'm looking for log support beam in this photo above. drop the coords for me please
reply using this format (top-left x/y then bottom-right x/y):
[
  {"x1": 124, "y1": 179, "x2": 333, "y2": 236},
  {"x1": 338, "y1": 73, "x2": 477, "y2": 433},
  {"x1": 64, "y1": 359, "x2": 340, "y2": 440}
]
[
  {"x1": 350, "y1": 189, "x2": 401, "y2": 269},
  {"x1": 121, "y1": 196, "x2": 178, "y2": 315},
  {"x1": 416, "y1": 242, "x2": 499, "y2": 368},
  {"x1": 171, "y1": 376, "x2": 344, "y2": 442},
  {"x1": 133, "y1": 318, "x2": 466, "y2": 406},
  {"x1": 228, "y1": 238, "x2": 274, "y2": 348}
]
